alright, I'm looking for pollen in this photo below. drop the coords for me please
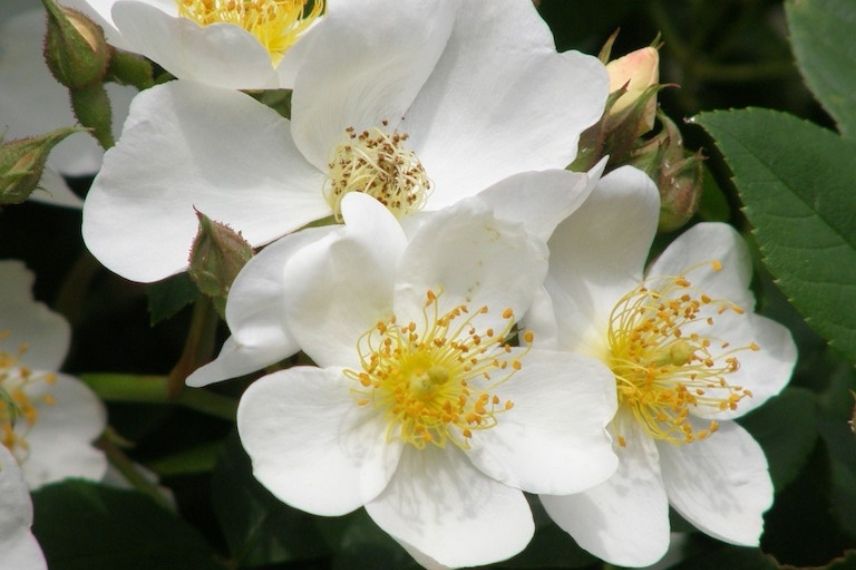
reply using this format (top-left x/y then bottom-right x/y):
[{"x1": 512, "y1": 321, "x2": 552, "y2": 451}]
[
  {"x1": 324, "y1": 124, "x2": 431, "y2": 221},
  {"x1": 606, "y1": 266, "x2": 758, "y2": 446},
  {"x1": 176, "y1": 0, "x2": 323, "y2": 64},
  {"x1": 344, "y1": 290, "x2": 533, "y2": 450},
  {"x1": 0, "y1": 331, "x2": 56, "y2": 463}
]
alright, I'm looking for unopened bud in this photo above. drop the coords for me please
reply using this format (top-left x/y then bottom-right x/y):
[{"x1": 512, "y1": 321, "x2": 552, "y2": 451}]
[
  {"x1": 42, "y1": 0, "x2": 110, "y2": 88},
  {"x1": 188, "y1": 210, "x2": 254, "y2": 318},
  {"x1": 0, "y1": 127, "x2": 83, "y2": 205},
  {"x1": 606, "y1": 47, "x2": 660, "y2": 135}
]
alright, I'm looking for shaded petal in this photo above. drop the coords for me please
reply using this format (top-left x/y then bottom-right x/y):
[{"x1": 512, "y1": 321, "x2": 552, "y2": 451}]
[
  {"x1": 647, "y1": 223, "x2": 755, "y2": 310},
  {"x1": 187, "y1": 226, "x2": 337, "y2": 387},
  {"x1": 475, "y1": 163, "x2": 603, "y2": 243},
  {"x1": 469, "y1": 348, "x2": 617, "y2": 495},
  {"x1": 283, "y1": 194, "x2": 406, "y2": 369},
  {"x1": 540, "y1": 166, "x2": 659, "y2": 352},
  {"x1": 541, "y1": 414, "x2": 670, "y2": 567},
  {"x1": 291, "y1": 0, "x2": 459, "y2": 170},
  {"x1": 366, "y1": 446, "x2": 533, "y2": 569},
  {"x1": 21, "y1": 374, "x2": 108, "y2": 489},
  {"x1": 112, "y1": 1, "x2": 282, "y2": 89},
  {"x1": 237, "y1": 366, "x2": 401, "y2": 516},
  {"x1": 0, "y1": 446, "x2": 46, "y2": 570},
  {"x1": 0, "y1": 261, "x2": 70, "y2": 371},
  {"x1": 394, "y1": 198, "x2": 548, "y2": 334},
  {"x1": 658, "y1": 420, "x2": 772, "y2": 546},
  {"x1": 407, "y1": 0, "x2": 608, "y2": 207},
  {"x1": 83, "y1": 81, "x2": 328, "y2": 282}
]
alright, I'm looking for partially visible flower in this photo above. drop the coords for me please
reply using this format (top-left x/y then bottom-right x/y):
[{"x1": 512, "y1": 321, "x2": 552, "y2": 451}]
[
  {"x1": 236, "y1": 193, "x2": 618, "y2": 568},
  {"x1": 0, "y1": 260, "x2": 107, "y2": 489},
  {"x1": 524, "y1": 166, "x2": 797, "y2": 567},
  {"x1": 0, "y1": 445, "x2": 46, "y2": 570},
  {"x1": 82, "y1": 0, "x2": 608, "y2": 282},
  {"x1": 606, "y1": 46, "x2": 659, "y2": 133},
  {"x1": 65, "y1": 0, "x2": 323, "y2": 89},
  {"x1": 0, "y1": 0, "x2": 134, "y2": 207}
]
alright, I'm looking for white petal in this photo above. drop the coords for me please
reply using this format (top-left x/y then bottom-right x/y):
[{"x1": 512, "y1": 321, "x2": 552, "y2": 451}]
[
  {"x1": 541, "y1": 414, "x2": 671, "y2": 567},
  {"x1": 475, "y1": 163, "x2": 602, "y2": 243},
  {"x1": 468, "y1": 349, "x2": 617, "y2": 495},
  {"x1": 647, "y1": 223, "x2": 755, "y2": 310},
  {"x1": 20, "y1": 374, "x2": 108, "y2": 489},
  {"x1": 541, "y1": 166, "x2": 660, "y2": 352},
  {"x1": 283, "y1": 194, "x2": 406, "y2": 369},
  {"x1": 188, "y1": 225, "x2": 338, "y2": 387},
  {"x1": 365, "y1": 446, "x2": 533, "y2": 569},
  {"x1": 237, "y1": 366, "x2": 401, "y2": 516},
  {"x1": 393, "y1": 198, "x2": 548, "y2": 334},
  {"x1": 186, "y1": 336, "x2": 292, "y2": 388},
  {"x1": 82, "y1": 80, "x2": 328, "y2": 282},
  {"x1": 407, "y1": 0, "x2": 608, "y2": 208},
  {"x1": 27, "y1": 168, "x2": 82, "y2": 210},
  {"x1": 0, "y1": 261, "x2": 70, "y2": 371},
  {"x1": 290, "y1": 0, "x2": 459, "y2": 170},
  {"x1": 112, "y1": 1, "x2": 282, "y2": 89},
  {"x1": 0, "y1": 446, "x2": 45, "y2": 570},
  {"x1": 658, "y1": 420, "x2": 773, "y2": 546}
]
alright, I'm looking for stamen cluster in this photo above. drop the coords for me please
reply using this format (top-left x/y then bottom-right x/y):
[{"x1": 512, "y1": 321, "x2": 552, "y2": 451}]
[
  {"x1": 607, "y1": 262, "x2": 759, "y2": 446},
  {"x1": 325, "y1": 123, "x2": 431, "y2": 220},
  {"x1": 176, "y1": 0, "x2": 323, "y2": 63},
  {"x1": 0, "y1": 331, "x2": 57, "y2": 461},
  {"x1": 344, "y1": 291, "x2": 533, "y2": 450}
]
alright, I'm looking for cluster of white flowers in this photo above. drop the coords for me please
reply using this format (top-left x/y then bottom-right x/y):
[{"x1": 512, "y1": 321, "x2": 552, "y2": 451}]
[{"x1": 1, "y1": 0, "x2": 797, "y2": 568}]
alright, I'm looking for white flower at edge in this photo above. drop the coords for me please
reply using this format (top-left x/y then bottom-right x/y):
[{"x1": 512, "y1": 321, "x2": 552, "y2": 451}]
[
  {"x1": 524, "y1": 166, "x2": 798, "y2": 567},
  {"x1": 82, "y1": 0, "x2": 608, "y2": 283},
  {"x1": 0, "y1": 446, "x2": 46, "y2": 570},
  {"x1": 236, "y1": 193, "x2": 619, "y2": 569},
  {"x1": 65, "y1": 0, "x2": 322, "y2": 89},
  {"x1": 0, "y1": 0, "x2": 134, "y2": 208},
  {"x1": 0, "y1": 261, "x2": 108, "y2": 490}
]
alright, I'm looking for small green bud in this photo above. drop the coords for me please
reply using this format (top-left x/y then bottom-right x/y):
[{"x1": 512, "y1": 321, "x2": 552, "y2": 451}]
[
  {"x1": 71, "y1": 82, "x2": 115, "y2": 149},
  {"x1": 42, "y1": 0, "x2": 111, "y2": 89},
  {"x1": 0, "y1": 127, "x2": 84, "y2": 205},
  {"x1": 107, "y1": 49, "x2": 155, "y2": 91},
  {"x1": 188, "y1": 210, "x2": 254, "y2": 318}
]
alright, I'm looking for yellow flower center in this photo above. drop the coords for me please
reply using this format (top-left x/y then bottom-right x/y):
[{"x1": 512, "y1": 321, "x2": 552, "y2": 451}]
[
  {"x1": 607, "y1": 261, "x2": 759, "y2": 446},
  {"x1": 324, "y1": 123, "x2": 431, "y2": 221},
  {"x1": 176, "y1": 0, "x2": 323, "y2": 65},
  {"x1": 345, "y1": 290, "x2": 533, "y2": 450},
  {"x1": 0, "y1": 330, "x2": 57, "y2": 462}
]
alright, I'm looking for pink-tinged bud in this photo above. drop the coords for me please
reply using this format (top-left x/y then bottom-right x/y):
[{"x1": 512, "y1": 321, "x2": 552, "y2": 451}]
[
  {"x1": 42, "y1": 0, "x2": 110, "y2": 89},
  {"x1": 0, "y1": 127, "x2": 84, "y2": 205},
  {"x1": 188, "y1": 210, "x2": 254, "y2": 318},
  {"x1": 606, "y1": 47, "x2": 660, "y2": 134}
]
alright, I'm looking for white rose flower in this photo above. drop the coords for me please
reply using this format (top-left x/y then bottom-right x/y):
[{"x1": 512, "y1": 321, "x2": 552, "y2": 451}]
[
  {"x1": 235, "y1": 193, "x2": 619, "y2": 568},
  {"x1": 525, "y1": 166, "x2": 798, "y2": 567},
  {"x1": 0, "y1": 261, "x2": 108, "y2": 489},
  {"x1": 82, "y1": 0, "x2": 608, "y2": 282},
  {"x1": 0, "y1": 0, "x2": 134, "y2": 208}
]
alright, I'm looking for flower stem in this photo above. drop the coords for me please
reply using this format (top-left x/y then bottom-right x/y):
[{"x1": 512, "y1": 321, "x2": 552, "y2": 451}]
[
  {"x1": 97, "y1": 433, "x2": 173, "y2": 511},
  {"x1": 167, "y1": 297, "x2": 219, "y2": 398},
  {"x1": 81, "y1": 373, "x2": 237, "y2": 421}
]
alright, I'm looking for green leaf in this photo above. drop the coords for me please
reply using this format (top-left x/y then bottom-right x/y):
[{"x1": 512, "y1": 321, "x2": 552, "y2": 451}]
[
  {"x1": 739, "y1": 388, "x2": 818, "y2": 492},
  {"x1": 212, "y1": 433, "x2": 330, "y2": 567},
  {"x1": 668, "y1": 543, "x2": 777, "y2": 570},
  {"x1": 148, "y1": 439, "x2": 224, "y2": 477},
  {"x1": 32, "y1": 480, "x2": 222, "y2": 570},
  {"x1": 787, "y1": 0, "x2": 856, "y2": 138},
  {"x1": 696, "y1": 109, "x2": 856, "y2": 363},
  {"x1": 146, "y1": 272, "x2": 199, "y2": 325},
  {"x1": 697, "y1": 166, "x2": 731, "y2": 223}
]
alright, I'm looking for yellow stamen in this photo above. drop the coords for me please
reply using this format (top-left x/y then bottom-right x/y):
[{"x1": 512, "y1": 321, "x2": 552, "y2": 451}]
[
  {"x1": 345, "y1": 290, "x2": 531, "y2": 450},
  {"x1": 176, "y1": 0, "x2": 323, "y2": 64},
  {"x1": 324, "y1": 123, "x2": 431, "y2": 220},
  {"x1": 606, "y1": 262, "x2": 758, "y2": 446}
]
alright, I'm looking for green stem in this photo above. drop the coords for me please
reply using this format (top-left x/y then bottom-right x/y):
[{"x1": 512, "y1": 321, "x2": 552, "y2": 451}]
[
  {"x1": 54, "y1": 250, "x2": 100, "y2": 326},
  {"x1": 81, "y1": 373, "x2": 237, "y2": 421},
  {"x1": 167, "y1": 297, "x2": 219, "y2": 398},
  {"x1": 98, "y1": 433, "x2": 173, "y2": 510}
]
